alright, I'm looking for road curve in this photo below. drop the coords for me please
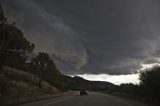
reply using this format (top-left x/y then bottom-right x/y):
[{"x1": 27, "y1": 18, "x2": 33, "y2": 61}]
[{"x1": 20, "y1": 92, "x2": 147, "y2": 106}]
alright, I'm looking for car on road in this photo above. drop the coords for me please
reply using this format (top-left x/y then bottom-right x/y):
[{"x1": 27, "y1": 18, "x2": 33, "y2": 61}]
[{"x1": 80, "y1": 89, "x2": 88, "y2": 95}]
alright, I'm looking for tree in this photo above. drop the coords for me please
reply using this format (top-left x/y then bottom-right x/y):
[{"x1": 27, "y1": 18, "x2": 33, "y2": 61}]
[
  {"x1": 139, "y1": 66, "x2": 160, "y2": 98},
  {"x1": 0, "y1": 4, "x2": 34, "y2": 68},
  {"x1": 0, "y1": 4, "x2": 6, "y2": 24},
  {"x1": 117, "y1": 83, "x2": 140, "y2": 94},
  {"x1": 31, "y1": 52, "x2": 61, "y2": 87},
  {"x1": 0, "y1": 24, "x2": 34, "y2": 52}
]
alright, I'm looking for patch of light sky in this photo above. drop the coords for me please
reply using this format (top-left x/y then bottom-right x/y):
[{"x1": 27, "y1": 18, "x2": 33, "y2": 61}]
[
  {"x1": 76, "y1": 74, "x2": 140, "y2": 85},
  {"x1": 71, "y1": 63, "x2": 160, "y2": 85}
]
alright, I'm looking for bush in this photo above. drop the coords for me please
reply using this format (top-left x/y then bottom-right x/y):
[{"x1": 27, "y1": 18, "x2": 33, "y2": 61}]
[{"x1": 139, "y1": 66, "x2": 160, "y2": 98}]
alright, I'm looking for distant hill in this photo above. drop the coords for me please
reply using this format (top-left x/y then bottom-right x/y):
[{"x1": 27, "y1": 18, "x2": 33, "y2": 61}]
[{"x1": 62, "y1": 75, "x2": 114, "y2": 91}]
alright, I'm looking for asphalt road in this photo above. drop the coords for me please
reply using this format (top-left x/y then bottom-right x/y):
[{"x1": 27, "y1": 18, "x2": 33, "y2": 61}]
[{"x1": 20, "y1": 92, "x2": 147, "y2": 106}]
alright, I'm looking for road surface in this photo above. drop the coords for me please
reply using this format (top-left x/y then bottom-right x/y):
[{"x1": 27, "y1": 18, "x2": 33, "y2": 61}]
[{"x1": 20, "y1": 92, "x2": 147, "y2": 106}]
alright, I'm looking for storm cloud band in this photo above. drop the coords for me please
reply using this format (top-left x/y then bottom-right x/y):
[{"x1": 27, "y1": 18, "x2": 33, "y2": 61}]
[{"x1": 2, "y1": 0, "x2": 160, "y2": 75}]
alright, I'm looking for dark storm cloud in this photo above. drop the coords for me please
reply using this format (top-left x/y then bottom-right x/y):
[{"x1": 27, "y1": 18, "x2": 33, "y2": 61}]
[
  {"x1": 143, "y1": 57, "x2": 160, "y2": 64},
  {"x1": 2, "y1": 0, "x2": 160, "y2": 75}
]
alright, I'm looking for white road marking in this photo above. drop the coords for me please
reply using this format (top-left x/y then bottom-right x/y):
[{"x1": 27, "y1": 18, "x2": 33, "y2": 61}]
[{"x1": 43, "y1": 96, "x2": 74, "y2": 106}]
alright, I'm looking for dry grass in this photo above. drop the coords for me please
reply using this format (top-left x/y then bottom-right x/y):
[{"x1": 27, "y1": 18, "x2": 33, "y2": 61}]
[{"x1": 0, "y1": 67, "x2": 61, "y2": 106}]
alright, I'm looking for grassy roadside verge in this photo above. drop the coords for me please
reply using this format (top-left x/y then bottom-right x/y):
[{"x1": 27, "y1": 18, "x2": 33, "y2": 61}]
[
  {"x1": 0, "y1": 67, "x2": 62, "y2": 106},
  {"x1": 16, "y1": 91, "x2": 75, "y2": 106}
]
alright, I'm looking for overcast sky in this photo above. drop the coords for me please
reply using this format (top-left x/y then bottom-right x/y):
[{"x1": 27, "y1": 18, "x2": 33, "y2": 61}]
[{"x1": 2, "y1": 0, "x2": 160, "y2": 77}]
